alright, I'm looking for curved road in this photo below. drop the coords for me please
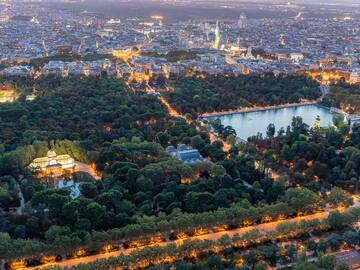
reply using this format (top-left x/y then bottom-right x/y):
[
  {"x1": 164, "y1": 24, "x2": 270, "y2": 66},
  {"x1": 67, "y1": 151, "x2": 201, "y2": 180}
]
[{"x1": 25, "y1": 197, "x2": 360, "y2": 270}]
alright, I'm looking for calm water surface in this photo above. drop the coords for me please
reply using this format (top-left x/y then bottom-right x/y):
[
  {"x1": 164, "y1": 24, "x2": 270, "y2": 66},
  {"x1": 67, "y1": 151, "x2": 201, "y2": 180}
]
[{"x1": 211, "y1": 105, "x2": 335, "y2": 140}]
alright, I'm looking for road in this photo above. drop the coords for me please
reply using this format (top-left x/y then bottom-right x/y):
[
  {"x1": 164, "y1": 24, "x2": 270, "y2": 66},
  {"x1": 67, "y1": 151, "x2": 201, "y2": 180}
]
[
  {"x1": 159, "y1": 96, "x2": 181, "y2": 117},
  {"x1": 74, "y1": 161, "x2": 101, "y2": 180},
  {"x1": 159, "y1": 94, "x2": 231, "y2": 151},
  {"x1": 24, "y1": 198, "x2": 360, "y2": 270},
  {"x1": 208, "y1": 131, "x2": 232, "y2": 151},
  {"x1": 27, "y1": 214, "x2": 327, "y2": 269}
]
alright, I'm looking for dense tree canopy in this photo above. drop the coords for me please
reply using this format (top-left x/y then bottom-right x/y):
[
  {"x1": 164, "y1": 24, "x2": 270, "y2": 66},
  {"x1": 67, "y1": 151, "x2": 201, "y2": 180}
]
[
  {"x1": 0, "y1": 76, "x2": 167, "y2": 151},
  {"x1": 247, "y1": 115, "x2": 360, "y2": 191},
  {"x1": 322, "y1": 82, "x2": 360, "y2": 114},
  {"x1": 164, "y1": 73, "x2": 321, "y2": 115},
  {"x1": 0, "y1": 73, "x2": 358, "y2": 269}
]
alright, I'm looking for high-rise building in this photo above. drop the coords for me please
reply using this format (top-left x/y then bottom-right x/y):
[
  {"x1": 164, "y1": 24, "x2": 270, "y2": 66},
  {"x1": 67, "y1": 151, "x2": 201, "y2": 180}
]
[
  {"x1": 203, "y1": 22, "x2": 211, "y2": 42},
  {"x1": 213, "y1": 20, "x2": 221, "y2": 49},
  {"x1": 238, "y1": 13, "x2": 247, "y2": 29}
]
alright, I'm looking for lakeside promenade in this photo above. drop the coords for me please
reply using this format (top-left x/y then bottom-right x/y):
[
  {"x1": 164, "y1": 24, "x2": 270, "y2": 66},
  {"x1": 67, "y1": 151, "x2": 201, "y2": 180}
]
[{"x1": 200, "y1": 101, "x2": 319, "y2": 118}]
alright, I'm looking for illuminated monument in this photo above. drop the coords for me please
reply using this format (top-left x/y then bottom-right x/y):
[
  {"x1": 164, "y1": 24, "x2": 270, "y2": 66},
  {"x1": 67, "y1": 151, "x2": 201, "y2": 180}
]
[
  {"x1": 314, "y1": 115, "x2": 321, "y2": 130},
  {"x1": 29, "y1": 149, "x2": 75, "y2": 178}
]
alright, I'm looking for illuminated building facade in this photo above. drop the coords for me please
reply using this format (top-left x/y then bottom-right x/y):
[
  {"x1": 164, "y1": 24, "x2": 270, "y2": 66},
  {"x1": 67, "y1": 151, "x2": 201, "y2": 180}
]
[
  {"x1": 349, "y1": 69, "x2": 360, "y2": 84},
  {"x1": 0, "y1": 87, "x2": 18, "y2": 103},
  {"x1": 290, "y1": 53, "x2": 304, "y2": 62},
  {"x1": 28, "y1": 150, "x2": 75, "y2": 177}
]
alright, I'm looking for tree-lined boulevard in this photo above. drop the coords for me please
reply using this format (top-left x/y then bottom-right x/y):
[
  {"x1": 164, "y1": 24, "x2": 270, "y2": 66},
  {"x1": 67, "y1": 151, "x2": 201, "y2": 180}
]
[{"x1": 22, "y1": 196, "x2": 360, "y2": 270}]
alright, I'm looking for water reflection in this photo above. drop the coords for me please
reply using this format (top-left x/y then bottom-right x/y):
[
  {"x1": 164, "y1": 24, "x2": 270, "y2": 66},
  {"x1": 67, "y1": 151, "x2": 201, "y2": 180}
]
[{"x1": 211, "y1": 105, "x2": 335, "y2": 140}]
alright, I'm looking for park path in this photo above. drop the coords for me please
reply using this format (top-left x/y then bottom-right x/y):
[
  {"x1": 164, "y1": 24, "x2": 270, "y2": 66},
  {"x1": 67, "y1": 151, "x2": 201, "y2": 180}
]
[
  {"x1": 74, "y1": 161, "x2": 101, "y2": 180},
  {"x1": 24, "y1": 198, "x2": 360, "y2": 270}
]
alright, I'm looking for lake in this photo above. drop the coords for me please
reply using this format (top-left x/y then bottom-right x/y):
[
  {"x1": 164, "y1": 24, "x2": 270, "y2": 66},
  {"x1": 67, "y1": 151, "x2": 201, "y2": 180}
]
[{"x1": 208, "y1": 104, "x2": 336, "y2": 140}]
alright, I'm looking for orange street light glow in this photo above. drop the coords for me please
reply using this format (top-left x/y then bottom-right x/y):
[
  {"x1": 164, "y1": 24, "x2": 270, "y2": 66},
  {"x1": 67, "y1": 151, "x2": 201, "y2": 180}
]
[{"x1": 151, "y1": 15, "x2": 164, "y2": 20}]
